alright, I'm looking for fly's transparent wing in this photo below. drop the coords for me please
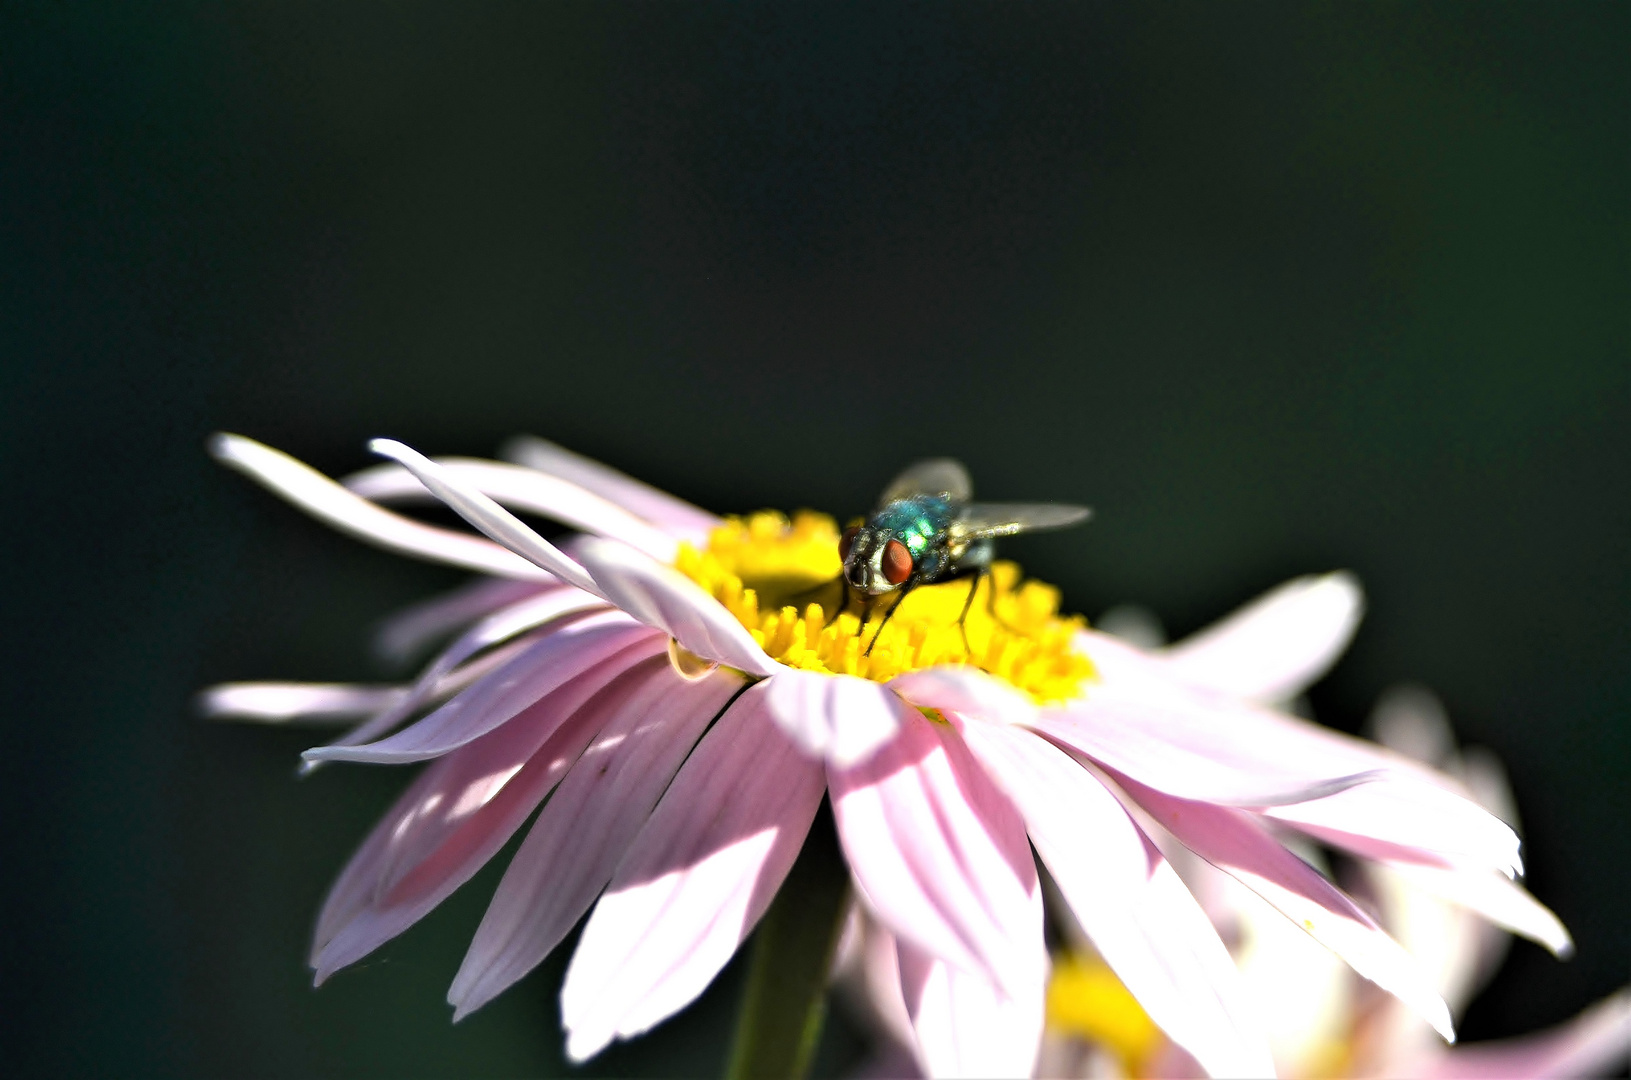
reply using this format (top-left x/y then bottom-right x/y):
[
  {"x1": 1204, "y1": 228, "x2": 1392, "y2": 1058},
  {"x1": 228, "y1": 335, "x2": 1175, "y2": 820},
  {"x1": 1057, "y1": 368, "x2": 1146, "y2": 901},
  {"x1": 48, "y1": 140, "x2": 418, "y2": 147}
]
[
  {"x1": 878, "y1": 458, "x2": 972, "y2": 506},
  {"x1": 951, "y1": 502, "x2": 1092, "y2": 540}
]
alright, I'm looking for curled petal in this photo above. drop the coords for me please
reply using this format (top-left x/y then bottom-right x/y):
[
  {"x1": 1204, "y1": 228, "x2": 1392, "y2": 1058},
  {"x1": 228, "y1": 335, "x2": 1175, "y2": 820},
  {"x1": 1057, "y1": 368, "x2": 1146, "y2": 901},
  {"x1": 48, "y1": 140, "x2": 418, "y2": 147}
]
[
  {"x1": 560, "y1": 681, "x2": 827, "y2": 1062},
  {"x1": 1111, "y1": 772, "x2": 1454, "y2": 1041},
  {"x1": 573, "y1": 536, "x2": 781, "y2": 677},
  {"x1": 448, "y1": 666, "x2": 744, "y2": 1018},
  {"x1": 344, "y1": 458, "x2": 678, "y2": 562},
  {"x1": 764, "y1": 669, "x2": 911, "y2": 765},
  {"x1": 828, "y1": 711, "x2": 1040, "y2": 1001},
  {"x1": 310, "y1": 656, "x2": 680, "y2": 980},
  {"x1": 953, "y1": 717, "x2": 1275, "y2": 1079},
  {"x1": 209, "y1": 433, "x2": 553, "y2": 580},
  {"x1": 305, "y1": 617, "x2": 659, "y2": 765},
  {"x1": 896, "y1": 937, "x2": 1045, "y2": 1080},
  {"x1": 1376, "y1": 861, "x2": 1573, "y2": 957},
  {"x1": 1160, "y1": 572, "x2": 1364, "y2": 704},
  {"x1": 500, "y1": 434, "x2": 720, "y2": 540},
  {"x1": 368, "y1": 439, "x2": 602, "y2": 595}
]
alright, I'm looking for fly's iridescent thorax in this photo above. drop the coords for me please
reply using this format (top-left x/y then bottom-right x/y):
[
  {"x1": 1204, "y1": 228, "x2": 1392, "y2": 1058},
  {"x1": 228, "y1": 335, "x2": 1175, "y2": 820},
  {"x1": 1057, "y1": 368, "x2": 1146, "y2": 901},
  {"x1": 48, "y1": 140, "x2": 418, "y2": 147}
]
[{"x1": 842, "y1": 494, "x2": 955, "y2": 594}]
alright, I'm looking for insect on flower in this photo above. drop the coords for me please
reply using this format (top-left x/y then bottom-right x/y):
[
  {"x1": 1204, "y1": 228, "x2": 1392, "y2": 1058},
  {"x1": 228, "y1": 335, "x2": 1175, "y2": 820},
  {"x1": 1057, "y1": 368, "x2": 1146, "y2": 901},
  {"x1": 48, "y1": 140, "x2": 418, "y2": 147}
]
[{"x1": 837, "y1": 459, "x2": 1091, "y2": 652}]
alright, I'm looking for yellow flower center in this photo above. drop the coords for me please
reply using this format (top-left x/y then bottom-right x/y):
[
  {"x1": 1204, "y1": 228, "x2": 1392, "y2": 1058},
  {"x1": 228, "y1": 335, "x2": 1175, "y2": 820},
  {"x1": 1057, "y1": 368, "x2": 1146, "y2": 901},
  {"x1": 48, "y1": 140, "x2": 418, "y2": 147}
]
[
  {"x1": 1046, "y1": 954, "x2": 1163, "y2": 1075},
  {"x1": 674, "y1": 510, "x2": 1094, "y2": 703}
]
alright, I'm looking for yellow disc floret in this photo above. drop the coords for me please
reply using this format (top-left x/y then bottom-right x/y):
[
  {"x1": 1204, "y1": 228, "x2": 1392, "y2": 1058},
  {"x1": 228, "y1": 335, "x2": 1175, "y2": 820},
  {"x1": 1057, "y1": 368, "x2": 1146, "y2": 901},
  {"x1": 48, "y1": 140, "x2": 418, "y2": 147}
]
[
  {"x1": 1046, "y1": 953, "x2": 1164, "y2": 1075},
  {"x1": 673, "y1": 510, "x2": 1094, "y2": 703}
]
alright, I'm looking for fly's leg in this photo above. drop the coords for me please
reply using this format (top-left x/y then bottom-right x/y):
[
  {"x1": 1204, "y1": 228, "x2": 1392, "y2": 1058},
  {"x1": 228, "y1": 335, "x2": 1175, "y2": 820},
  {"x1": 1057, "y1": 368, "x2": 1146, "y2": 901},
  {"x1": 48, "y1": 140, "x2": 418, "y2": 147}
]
[
  {"x1": 864, "y1": 588, "x2": 911, "y2": 656},
  {"x1": 956, "y1": 569, "x2": 985, "y2": 654}
]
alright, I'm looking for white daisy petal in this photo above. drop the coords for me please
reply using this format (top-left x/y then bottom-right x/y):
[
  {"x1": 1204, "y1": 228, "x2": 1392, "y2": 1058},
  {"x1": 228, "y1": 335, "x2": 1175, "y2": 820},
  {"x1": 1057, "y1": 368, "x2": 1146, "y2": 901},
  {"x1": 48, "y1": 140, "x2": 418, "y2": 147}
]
[
  {"x1": 344, "y1": 458, "x2": 679, "y2": 561},
  {"x1": 763, "y1": 669, "x2": 910, "y2": 765},
  {"x1": 499, "y1": 434, "x2": 720, "y2": 539},
  {"x1": 1377, "y1": 860, "x2": 1573, "y2": 957},
  {"x1": 571, "y1": 536, "x2": 781, "y2": 677},
  {"x1": 210, "y1": 433, "x2": 553, "y2": 580},
  {"x1": 367, "y1": 438, "x2": 603, "y2": 595}
]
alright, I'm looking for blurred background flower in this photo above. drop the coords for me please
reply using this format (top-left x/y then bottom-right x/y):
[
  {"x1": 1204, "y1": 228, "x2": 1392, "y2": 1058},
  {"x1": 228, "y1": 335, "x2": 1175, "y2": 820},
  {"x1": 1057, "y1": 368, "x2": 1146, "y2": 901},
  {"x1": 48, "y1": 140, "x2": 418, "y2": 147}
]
[{"x1": 4, "y1": 3, "x2": 1625, "y2": 1076}]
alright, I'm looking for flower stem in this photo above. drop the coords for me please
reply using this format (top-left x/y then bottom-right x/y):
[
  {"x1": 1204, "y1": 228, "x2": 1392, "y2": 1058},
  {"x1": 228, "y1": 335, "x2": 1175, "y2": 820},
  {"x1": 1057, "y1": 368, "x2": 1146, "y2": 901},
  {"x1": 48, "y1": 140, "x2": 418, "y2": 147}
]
[{"x1": 724, "y1": 800, "x2": 849, "y2": 1080}]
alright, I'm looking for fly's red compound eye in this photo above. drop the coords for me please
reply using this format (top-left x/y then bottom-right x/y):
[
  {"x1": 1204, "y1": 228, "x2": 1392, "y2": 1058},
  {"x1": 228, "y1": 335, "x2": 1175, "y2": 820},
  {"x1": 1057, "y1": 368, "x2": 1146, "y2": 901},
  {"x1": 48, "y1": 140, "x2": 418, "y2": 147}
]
[
  {"x1": 882, "y1": 539, "x2": 913, "y2": 585},
  {"x1": 839, "y1": 526, "x2": 860, "y2": 562}
]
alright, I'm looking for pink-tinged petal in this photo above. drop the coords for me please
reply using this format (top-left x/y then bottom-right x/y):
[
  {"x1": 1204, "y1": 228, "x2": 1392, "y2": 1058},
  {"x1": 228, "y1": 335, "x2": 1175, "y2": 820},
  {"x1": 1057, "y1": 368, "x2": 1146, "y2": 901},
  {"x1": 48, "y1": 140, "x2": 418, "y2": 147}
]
[
  {"x1": 573, "y1": 536, "x2": 781, "y2": 678},
  {"x1": 372, "y1": 578, "x2": 552, "y2": 666},
  {"x1": 329, "y1": 588, "x2": 611, "y2": 751},
  {"x1": 344, "y1": 458, "x2": 679, "y2": 562},
  {"x1": 1159, "y1": 572, "x2": 1364, "y2": 704},
  {"x1": 1041, "y1": 641, "x2": 1522, "y2": 876},
  {"x1": 1415, "y1": 989, "x2": 1630, "y2": 1080},
  {"x1": 368, "y1": 439, "x2": 602, "y2": 595},
  {"x1": 559, "y1": 681, "x2": 826, "y2": 1062},
  {"x1": 197, "y1": 682, "x2": 404, "y2": 724},
  {"x1": 953, "y1": 717, "x2": 1275, "y2": 1079},
  {"x1": 828, "y1": 711, "x2": 1040, "y2": 1001},
  {"x1": 888, "y1": 666, "x2": 1039, "y2": 727},
  {"x1": 764, "y1": 669, "x2": 912, "y2": 765},
  {"x1": 896, "y1": 936, "x2": 1045, "y2": 1079},
  {"x1": 310, "y1": 655, "x2": 681, "y2": 980},
  {"x1": 447, "y1": 666, "x2": 745, "y2": 1018},
  {"x1": 1377, "y1": 860, "x2": 1573, "y2": 956},
  {"x1": 500, "y1": 434, "x2": 721, "y2": 540},
  {"x1": 1036, "y1": 690, "x2": 1384, "y2": 807},
  {"x1": 303, "y1": 615, "x2": 658, "y2": 765},
  {"x1": 1263, "y1": 783, "x2": 1522, "y2": 879},
  {"x1": 209, "y1": 433, "x2": 554, "y2": 581},
  {"x1": 1111, "y1": 772, "x2": 1455, "y2": 1041}
]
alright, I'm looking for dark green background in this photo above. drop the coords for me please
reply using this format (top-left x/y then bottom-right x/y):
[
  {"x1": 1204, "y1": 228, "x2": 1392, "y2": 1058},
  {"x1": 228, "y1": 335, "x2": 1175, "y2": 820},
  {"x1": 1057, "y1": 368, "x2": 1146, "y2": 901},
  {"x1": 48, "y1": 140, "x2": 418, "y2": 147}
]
[{"x1": 4, "y1": 3, "x2": 1625, "y2": 1076}]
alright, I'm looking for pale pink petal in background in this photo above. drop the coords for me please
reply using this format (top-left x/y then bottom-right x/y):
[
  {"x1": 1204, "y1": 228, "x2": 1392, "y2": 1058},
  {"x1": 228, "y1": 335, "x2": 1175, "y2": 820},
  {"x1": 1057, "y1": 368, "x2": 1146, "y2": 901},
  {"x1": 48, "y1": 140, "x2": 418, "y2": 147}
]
[
  {"x1": 372, "y1": 577, "x2": 552, "y2": 667},
  {"x1": 447, "y1": 666, "x2": 744, "y2": 1018},
  {"x1": 197, "y1": 682, "x2": 407, "y2": 724},
  {"x1": 1414, "y1": 989, "x2": 1630, "y2": 1080},
  {"x1": 560, "y1": 681, "x2": 827, "y2": 1062},
  {"x1": 1377, "y1": 860, "x2": 1572, "y2": 956},
  {"x1": 1159, "y1": 572, "x2": 1364, "y2": 705}
]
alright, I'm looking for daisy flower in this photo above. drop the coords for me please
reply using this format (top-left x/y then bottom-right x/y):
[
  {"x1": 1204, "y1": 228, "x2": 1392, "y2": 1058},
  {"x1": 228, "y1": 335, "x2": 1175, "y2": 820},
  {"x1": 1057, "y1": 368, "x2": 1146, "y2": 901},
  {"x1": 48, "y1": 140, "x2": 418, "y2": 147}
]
[
  {"x1": 1034, "y1": 683, "x2": 1618, "y2": 1080},
  {"x1": 205, "y1": 433, "x2": 1535, "y2": 1078}
]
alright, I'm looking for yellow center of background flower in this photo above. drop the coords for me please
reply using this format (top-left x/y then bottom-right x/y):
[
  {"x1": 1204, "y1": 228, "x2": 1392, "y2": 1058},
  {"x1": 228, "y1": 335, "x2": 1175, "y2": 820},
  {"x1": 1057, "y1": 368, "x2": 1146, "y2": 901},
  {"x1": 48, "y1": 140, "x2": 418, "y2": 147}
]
[{"x1": 674, "y1": 511, "x2": 1094, "y2": 702}]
